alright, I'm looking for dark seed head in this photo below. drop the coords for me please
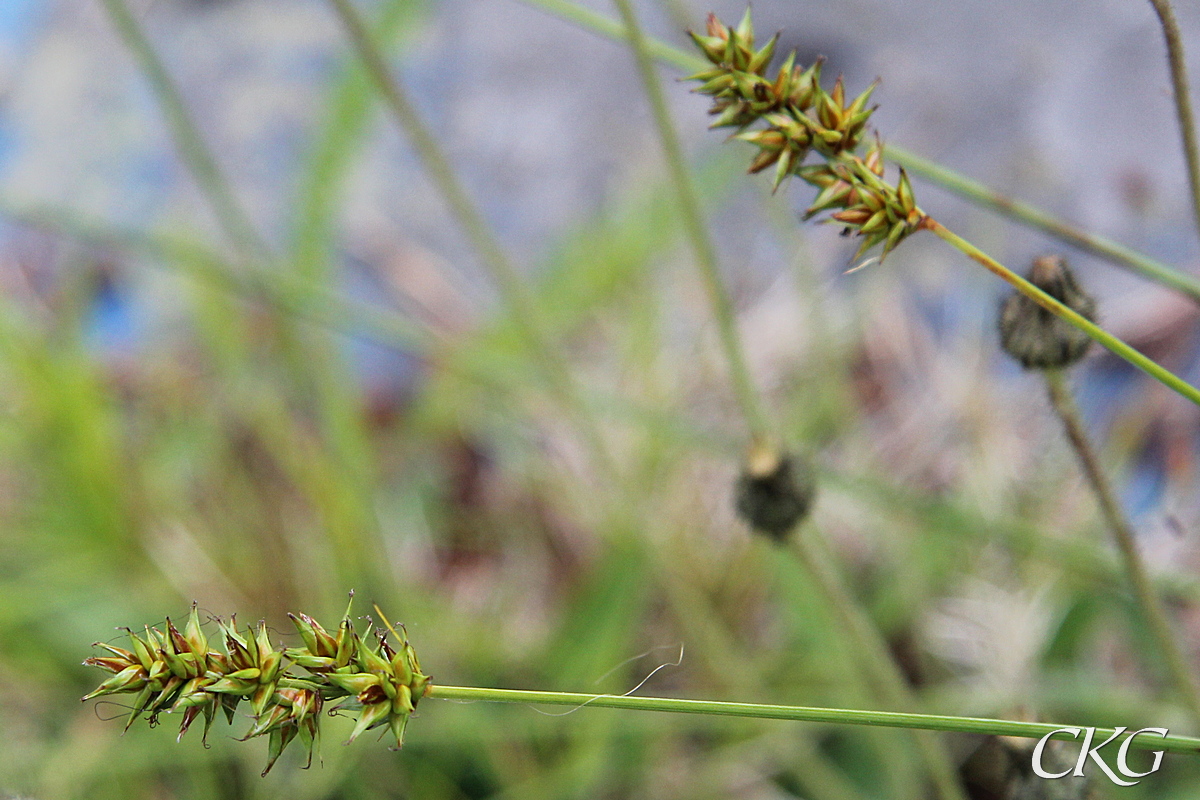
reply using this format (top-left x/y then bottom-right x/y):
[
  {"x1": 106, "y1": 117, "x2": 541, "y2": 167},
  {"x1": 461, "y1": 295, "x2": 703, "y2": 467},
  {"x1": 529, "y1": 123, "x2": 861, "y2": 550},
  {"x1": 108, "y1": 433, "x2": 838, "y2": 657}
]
[
  {"x1": 734, "y1": 446, "x2": 816, "y2": 541},
  {"x1": 998, "y1": 255, "x2": 1097, "y2": 370}
]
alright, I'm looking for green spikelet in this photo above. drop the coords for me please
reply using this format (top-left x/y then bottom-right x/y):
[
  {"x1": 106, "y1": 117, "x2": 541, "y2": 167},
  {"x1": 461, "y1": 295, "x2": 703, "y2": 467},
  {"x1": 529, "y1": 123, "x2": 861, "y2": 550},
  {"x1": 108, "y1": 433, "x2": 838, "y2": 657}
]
[{"x1": 82, "y1": 595, "x2": 431, "y2": 775}]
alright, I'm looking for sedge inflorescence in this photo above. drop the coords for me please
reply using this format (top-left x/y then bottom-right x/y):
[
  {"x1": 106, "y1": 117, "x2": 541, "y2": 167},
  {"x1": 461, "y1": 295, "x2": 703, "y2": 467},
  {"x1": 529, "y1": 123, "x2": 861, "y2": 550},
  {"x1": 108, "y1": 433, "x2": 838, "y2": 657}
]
[
  {"x1": 688, "y1": 9, "x2": 924, "y2": 260},
  {"x1": 81, "y1": 598, "x2": 429, "y2": 775}
]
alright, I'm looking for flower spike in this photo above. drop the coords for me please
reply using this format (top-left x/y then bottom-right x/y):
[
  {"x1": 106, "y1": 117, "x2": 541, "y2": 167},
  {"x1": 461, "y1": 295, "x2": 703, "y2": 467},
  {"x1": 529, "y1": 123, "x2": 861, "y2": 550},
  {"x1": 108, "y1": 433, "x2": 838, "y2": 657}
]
[
  {"x1": 687, "y1": 8, "x2": 925, "y2": 261},
  {"x1": 82, "y1": 597, "x2": 431, "y2": 775}
]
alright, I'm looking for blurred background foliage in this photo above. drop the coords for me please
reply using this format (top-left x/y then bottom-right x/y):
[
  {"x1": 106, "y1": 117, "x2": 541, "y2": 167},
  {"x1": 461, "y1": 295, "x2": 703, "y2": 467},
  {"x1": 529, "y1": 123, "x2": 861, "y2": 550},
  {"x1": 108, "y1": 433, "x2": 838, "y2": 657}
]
[{"x1": 1, "y1": 0, "x2": 1200, "y2": 797}]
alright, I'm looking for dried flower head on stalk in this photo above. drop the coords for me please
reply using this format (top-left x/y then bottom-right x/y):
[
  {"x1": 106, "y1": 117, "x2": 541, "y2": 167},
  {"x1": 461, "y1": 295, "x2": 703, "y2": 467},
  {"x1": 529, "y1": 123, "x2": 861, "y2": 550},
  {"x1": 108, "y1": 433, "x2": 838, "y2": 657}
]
[
  {"x1": 998, "y1": 255, "x2": 1097, "y2": 370},
  {"x1": 734, "y1": 442, "x2": 816, "y2": 540},
  {"x1": 688, "y1": 9, "x2": 924, "y2": 260},
  {"x1": 82, "y1": 597, "x2": 430, "y2": 775}
]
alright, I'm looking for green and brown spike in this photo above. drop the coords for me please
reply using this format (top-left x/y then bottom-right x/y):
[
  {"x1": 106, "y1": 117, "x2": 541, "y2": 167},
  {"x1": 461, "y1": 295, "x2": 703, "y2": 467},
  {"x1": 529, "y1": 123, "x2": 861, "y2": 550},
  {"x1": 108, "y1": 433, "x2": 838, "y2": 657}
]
[
  {"x1": 687, "y1": 10, "x2": 925, "y2": 260},
  {"x1": 82, "y1": 597, "x2": 431, "y2": 775}
]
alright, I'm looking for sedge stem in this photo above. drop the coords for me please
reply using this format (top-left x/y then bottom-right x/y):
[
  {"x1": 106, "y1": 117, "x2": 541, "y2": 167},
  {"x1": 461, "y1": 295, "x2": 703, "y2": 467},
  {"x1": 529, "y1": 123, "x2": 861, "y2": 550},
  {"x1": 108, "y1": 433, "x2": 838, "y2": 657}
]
[
  {"x1": 923, "y1": 218, "x2": 1200, "y2": 407},
  {"x1": 610, "y1": 0, "x2": 771, "y2": 442},
  {"x1": 887, "y1": 145, "x2": 1200, "y2": 305},
  {"x1": 1147, "y1": 0, "x2": 1200, "y2": 245},
  {"x1": 326, "y1": 0, "x2": 618, "y2": 482},
  {"x1": 427, "y1": 683, "x2": 1200, "y2": 756},
  {"x1": 100, "y1": 0, "x2": 272, "y2": 264},
  {"x1": 1044, "y1": 370, "x2": 1200, "y2": 726}
]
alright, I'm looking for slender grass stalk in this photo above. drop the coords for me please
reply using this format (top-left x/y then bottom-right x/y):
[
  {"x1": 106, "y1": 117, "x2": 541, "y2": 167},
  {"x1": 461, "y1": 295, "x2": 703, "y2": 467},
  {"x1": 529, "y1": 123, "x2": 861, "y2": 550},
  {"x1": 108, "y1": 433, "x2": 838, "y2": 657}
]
[
  {"x1": 609, "y1": 0, "x2": 769, "y2": 441},
  {"x1": 291, "y1": 0, "x2": 426, "y2": 283},
  {"x1": 100, "y1": 1, "x2": 393, "y2": 592},
  {"x1": 325, "y1": 0, "x2": 618, "y2": 482},
  {"x1": 923, "y1": 218, "x2": 1200, "y2": 406},
  {"x1": 1147, "y1": 0, "x2": 1200, "y2": 243},
  {"x1": 789, "y1": 533, "x2": 967, "y2": 800},
  {"x1": 0, "y1": 201, "x2": 438, "y2": 352},
  {"x1": 324, "y1": 0, "x2": 515, "y2": 300},
  {"x1": 887, "y1": 144, "x2": 1200, "y2": 304},
  {"x1": 1044, "y1": 369, "x2": 1200, "y2": 725},
  {"x1": 653, "y1": 0, "x2": 695, "y2": 34},
  {"x1": 429, "y1": 684, "x2": 1200, "y2": 755},
  {"x1": 518, "y1": 0, "x2": 700, "y2": 71},
  {"x1": 100, "y1": 0, "x2": 271, "y2": 263}
]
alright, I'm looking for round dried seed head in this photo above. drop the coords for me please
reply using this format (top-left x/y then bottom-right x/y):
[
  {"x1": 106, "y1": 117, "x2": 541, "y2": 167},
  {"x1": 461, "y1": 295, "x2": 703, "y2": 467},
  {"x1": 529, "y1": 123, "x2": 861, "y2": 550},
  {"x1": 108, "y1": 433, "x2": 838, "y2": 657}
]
[
  {"x1": 998, "y1": 255, "x2": 1097, "y2": 370},
  {"x1": 734, "y1": 447, "x2": 816, "y2": 541}
]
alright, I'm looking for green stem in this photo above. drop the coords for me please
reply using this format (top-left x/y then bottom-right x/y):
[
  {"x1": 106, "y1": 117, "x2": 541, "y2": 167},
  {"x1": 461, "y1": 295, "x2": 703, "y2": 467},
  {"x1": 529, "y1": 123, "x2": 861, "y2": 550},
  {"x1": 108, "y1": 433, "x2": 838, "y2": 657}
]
[
  {"x1": 8, "y1": 201, "x2": 429, "y2": 355},
  {"x1": 609, "y1": 0, "x2": 771, "y2": 442},
  {"x1": 0, "y1": 201, "x2": 558, "y2": 426},
  {"x1": 652, "y1": 0, "x2": 695, "y2": 33},
  {"x1": 1147, "y1": 0, "x2": 1200, "y2": 244},
  {"x1": 790, "y1": 534, "x2": 967, "y2": 800},
  {"x1": 325, "y1": 0, "x2": 516, "y2": 303},
  {"x1": 325, "y1": 0, "x2": 618, "y2": 481},
  {"x1": 923, "y1": 218, "x2": 1200, "y2": 407},
  {"x1": 517, "y1": 0, "x2": 701, "y2": 71},
  {"x1": 887, "y1": 145, "x2": 1200, "y2": 304},
  {"x1": 427, "y1": 684, "x2": 1200, "y2": 756},
  {"x1": 825, "y1": 466, "x2": 1200, "y2": 607},
  {"x1": 100, "y1": 0, "x2": 271, "y2": 263},
  {"x1": 1044, "y1": 370, "x2": 1200, "y2": 726},
  {"x1": 97, "y1": 0, "x2": 392, "y2": 589}
]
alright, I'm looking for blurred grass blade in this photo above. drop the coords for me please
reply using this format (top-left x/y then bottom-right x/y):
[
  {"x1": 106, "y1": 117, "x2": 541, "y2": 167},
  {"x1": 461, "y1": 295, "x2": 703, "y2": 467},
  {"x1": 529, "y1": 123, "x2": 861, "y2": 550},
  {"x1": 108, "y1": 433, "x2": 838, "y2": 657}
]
[
  {"x1": 100, "y1": 0, "x2": 270, "y2": 262},
  {"x1": 1147, "y1": 0, "x2": 1200, "y2": 243},
  {"x1": 0, "y1": 201, "x2": 435, "y2": 360},
  {"x1": 610, "y1": 0, "x2": 770, "y2": 442},
  {"x1": 327, "y1": 0, "x2": 620, "y2": 482},
  {"x1": 290, "y1": 0, "x2": 429, "y2": 281}
]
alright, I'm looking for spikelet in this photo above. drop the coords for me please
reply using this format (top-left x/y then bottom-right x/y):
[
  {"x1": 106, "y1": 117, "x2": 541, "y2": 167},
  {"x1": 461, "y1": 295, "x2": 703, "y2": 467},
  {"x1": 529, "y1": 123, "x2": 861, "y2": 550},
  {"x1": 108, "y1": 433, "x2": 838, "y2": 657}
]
[
  {"x1": 82, "y1": 595, "x2": 431, "y2": 775},
  {"x1": 687, "y1": 9, "x2": 925, "y2": 260}
]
